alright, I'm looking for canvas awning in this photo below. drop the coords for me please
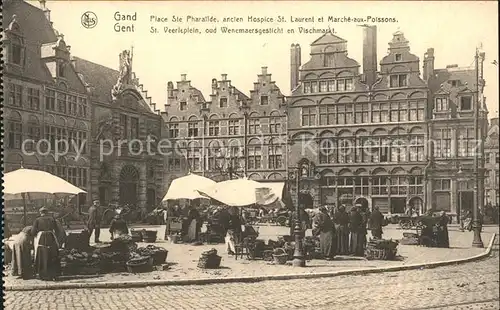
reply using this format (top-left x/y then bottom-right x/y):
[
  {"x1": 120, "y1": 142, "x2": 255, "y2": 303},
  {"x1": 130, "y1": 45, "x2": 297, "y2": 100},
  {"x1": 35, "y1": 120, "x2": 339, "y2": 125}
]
[
  {"x1": 162, "y1": 173, "x2": 215, "y2": 201},
  {"x1": 259, "y1": 182, "x2": 285, "y2": 200}
]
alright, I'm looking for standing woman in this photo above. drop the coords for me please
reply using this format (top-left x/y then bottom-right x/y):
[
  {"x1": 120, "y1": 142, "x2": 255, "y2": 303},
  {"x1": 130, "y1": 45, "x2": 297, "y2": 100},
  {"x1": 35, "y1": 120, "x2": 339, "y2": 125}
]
[
  {"x1": 225, "y1": 206, "x2": 243, "y2": 255},
  {"x1": 187, "y1": 205, "x2": 201, "y2": 242},
  {"x1": 11, "y1": 226, "x2": 34, "y2": 279},
  {"x1": 31, "y1": 207, "x2": 61, "y2": 281},
  {"x1": 313, "y1": 206, "x2": 336, "y2": 260},
  {"x1": 332, "y1": 205, "x2": 350, "y2": 255}
]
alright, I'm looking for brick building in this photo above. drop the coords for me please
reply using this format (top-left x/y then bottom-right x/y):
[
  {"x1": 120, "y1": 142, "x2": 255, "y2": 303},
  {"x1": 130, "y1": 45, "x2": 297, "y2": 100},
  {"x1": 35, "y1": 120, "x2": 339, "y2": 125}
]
[
  {"x1": 72, "y1": 53, "x2": 165, "y2": 212},
  {"x1": 425, "y1": 49, "x2": 488, "y2": 219},
  {"x1": 484, "y1": 118, "x2": 499, "y2": 205},
  {"x1": 162, "y1": 68, "x2": 287, "y2": 185},
  {"x1": 286, "y1": 28, "x2": 428, "y2": 212},
  {"x1": 3, "y1": 0, "x2": 91, "y2": 207}
]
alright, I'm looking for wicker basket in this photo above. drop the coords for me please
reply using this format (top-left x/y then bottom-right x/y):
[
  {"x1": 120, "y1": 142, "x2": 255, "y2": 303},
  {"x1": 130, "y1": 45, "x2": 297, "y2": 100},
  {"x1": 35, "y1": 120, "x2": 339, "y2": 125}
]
[
  {"x1": 130, "y1": 230, "x2": 142, "y2": 242},
  {"x1": 142, "y1": 230, "x2": 158, "y2": 243},
  {"x1": 152, "y1": 250, "x2": 168, "y2": 265},
  {"x1": 273, "y1": 248, "x2": 288, "y2": 265},
  {"x1": 197, "y1": 255, "x2": 222, "y2": 269},
  {"x1": 126, "y1": 256, "x2": 153, "y2": 273},
  {"x1": 364, "y1": 248, "x2": 397, "y2": 260}
]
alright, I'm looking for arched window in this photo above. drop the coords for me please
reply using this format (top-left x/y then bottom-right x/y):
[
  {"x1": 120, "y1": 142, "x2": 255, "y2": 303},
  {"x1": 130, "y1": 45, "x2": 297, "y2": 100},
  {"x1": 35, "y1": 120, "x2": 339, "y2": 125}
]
[{"x1": 247, "y1": 138, "x2": 262, "y2": 170}]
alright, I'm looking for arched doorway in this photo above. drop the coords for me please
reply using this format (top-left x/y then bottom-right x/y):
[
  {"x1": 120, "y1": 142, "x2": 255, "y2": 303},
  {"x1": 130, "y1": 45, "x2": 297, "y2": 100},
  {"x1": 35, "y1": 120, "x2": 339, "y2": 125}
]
[
  {"x1": 354, "y1": 197, "x2": 369, "y2": 212},
  {"x1": 408, "y1": 197, "x2": 424, "y2": 215},
  {"x1": 119, "y1": 165, "x2": 139, "y2": 206}
]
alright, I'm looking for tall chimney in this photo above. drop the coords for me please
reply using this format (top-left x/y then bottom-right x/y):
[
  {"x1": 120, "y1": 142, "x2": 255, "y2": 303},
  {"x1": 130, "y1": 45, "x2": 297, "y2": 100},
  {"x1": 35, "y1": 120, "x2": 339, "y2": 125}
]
[
  {"x1": 39, "y1": 0, "x2": 51, "y2": 21},
  {"x1": 423, "y1": 48, "x2": 435, "y2": 82},
  {"x1": 290, "y1": 44, "x2": 301, "y2": 91},
  {"x1": 362, "y1": 25, "x2": 377, "y2": 87}
]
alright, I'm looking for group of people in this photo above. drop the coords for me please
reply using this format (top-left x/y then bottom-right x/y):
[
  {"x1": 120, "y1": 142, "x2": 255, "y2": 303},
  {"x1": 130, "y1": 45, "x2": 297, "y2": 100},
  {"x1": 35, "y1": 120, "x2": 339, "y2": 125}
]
[
  {"x1": 292, "y1": 204, "x2": 387, "y2": 260},
  {"x1": 10, "y1": 200, "x2": 129, "y2": 281}
]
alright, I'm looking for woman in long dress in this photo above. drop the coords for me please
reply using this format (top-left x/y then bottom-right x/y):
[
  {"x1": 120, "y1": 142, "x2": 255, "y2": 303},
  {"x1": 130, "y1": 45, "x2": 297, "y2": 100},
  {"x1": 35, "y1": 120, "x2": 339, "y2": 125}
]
[
  {"x1": 313, "y1": 206, "x2": 336, "y2": 260},
  {"x1": 11, "y1": 226, "x2": 34, "y2": 279},
  {"x1": 436, "y1": 211, "x2": 450, "y2": 248},
  {"x1": 31, "y1": 207, "x2": 62, "y2": 281},
  {"x1": 332, "y1": 205, "x2": 350, "y2": 255},
  {"x1": 225, "y1": 206, "x2": 243, "y2": 254},
  {"x1": 187, "y1": 206, "x2": 201, "y2": 242}
]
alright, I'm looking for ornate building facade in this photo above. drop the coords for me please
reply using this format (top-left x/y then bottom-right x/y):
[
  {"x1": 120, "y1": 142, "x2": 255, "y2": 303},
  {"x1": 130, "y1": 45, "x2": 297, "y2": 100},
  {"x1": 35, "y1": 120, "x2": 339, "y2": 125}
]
[
  {"x1": 425, "y1": 49, "x2": 488, "y2": 219},
  {"x1": 72, "y1": 53, "x2": 164, "y2": 212},
  {"x1": 287, "y1": 28, "x2": 428, "y2": 212},
  {"x1": 3, "y1": 0, "x2": 91, "y2": 207},
  {"x1": 484, "y1": 118, "x2": 499, "y2": 205},
  {"x1": 161, "y1": 68, "x2": 287, "y2": 185}
]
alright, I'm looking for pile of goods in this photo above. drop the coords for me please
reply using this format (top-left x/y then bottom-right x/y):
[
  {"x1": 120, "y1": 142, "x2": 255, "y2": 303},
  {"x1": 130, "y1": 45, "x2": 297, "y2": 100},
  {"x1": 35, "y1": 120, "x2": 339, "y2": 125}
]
[
  {"x1": 197, "y1": 248, "x2": 222, "y2": 269},
  {"x1": 364, "y1": 239, "x2": 399, "y2": 260},
  {"x1": 303, "y1": 236, "x2": 321, "y2": 259},
  {"x1": 60, "y1": 233, "x2": 169, "y2": 275},
  {"x1": 400, "y1": 232, "x2": 420, "y2": 245}
]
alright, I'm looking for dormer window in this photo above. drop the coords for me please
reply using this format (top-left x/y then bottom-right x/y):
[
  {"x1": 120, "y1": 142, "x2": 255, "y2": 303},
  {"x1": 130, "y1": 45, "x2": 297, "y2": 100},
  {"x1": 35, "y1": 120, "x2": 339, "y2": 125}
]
[
  {"x1": 12, "y1": 44, "x2": 23, "y2": 65},
  {"x1": 260, "y1": 95, "x2": 269, "y2": 105},
  {"x1": 460, "y1": 96, "x2": 472, "y2": 111},
  {"x1": 450, "y1": 80, "x2": 459, "y2": 87},
  {"x1": 435, "y1": 97, "x2": 448, "y2": 112},
  {"x1": 58, "y1": 62, "x2": 66, "y2": 78},
  {"x1": 6, "y1": 15, "x2": 26, "y2": 67},
  {"x1": 395, "y1": 53, "x2": 402, "y2": 62},
  {"x1": 219, "y1": 97, "x2": 228, "y2": 108},
  {"x1": 180, "y1": 101, "x2": 187, "y2": 111}
]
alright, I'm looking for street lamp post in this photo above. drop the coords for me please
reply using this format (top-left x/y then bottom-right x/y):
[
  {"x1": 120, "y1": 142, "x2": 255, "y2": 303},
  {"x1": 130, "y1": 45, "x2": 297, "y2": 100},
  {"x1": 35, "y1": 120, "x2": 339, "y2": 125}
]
[{"x1": 288, "y1": 169, "x2": 306, "y2": 267}]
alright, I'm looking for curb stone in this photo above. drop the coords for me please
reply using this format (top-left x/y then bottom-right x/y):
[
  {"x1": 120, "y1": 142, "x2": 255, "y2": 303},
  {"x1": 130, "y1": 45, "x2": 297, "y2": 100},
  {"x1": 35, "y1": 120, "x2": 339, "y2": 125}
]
[{"x1": 4, "y1": 233, "x2": 496, "y2": 291}]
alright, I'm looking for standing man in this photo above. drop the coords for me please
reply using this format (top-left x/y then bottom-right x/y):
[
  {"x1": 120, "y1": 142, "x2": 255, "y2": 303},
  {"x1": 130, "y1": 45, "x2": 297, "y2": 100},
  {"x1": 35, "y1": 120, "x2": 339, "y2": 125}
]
[
  {"x1": 87, "y1": 200, "x2": 102, "y2": 243},
  {"x1": 369, "y1": 206, "x2": 385, "y2": 239}
]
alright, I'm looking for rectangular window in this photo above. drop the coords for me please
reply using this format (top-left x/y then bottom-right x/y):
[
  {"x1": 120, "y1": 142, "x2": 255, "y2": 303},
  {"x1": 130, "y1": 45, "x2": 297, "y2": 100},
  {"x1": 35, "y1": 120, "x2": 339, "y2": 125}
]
[
  {"x1": 169, "y1": 123, "x2": 179, "y2": 138},
  {"x1": 188, "y1": 122, "x2": 199, "y2": 137},
  {"x1": 120, "y1": 114, "x2": 128, "y2": 139},
  {"x1": 390, "y1": 102, "x2": 399, "y2": 122},
  {"x1": 303, "y1": 82, "x2": 311, "y2": 94},
  {"x1": 345, "y1": 104, "x2": 353, "y2": 124},
  {"x1": 435, "y1": 98, "x2": 448, "y2": 112},
  {"x1": 269, "y1": 146, "x2": 283, "y2": 169},
  {"x1": 9, "y1": 84, "x2": 22, "y2": 106},
  {"x1": 208, "y1": 121, "x2": 220, "y2": 136},
  {"x1": 327, "y1": 80, "x2": 336, "y2": 92},
  {"x1": 180, "y1": 101, "x2": 187, "y2": 111},
  {"x1": 390, "y1": 74, "x2": 407, "y2": 87},
  {"x1": 381, "y1": 103, "x2": 390, "y2": 122},
  {"x1": 28, "y1": 88, "x2": 40, "y2": 110},
  {"x1": 337, "y1": 80, "x2": 345, "y2": 92},
  {"x1": 130, "y1": 117, "x2": 139, "y2": 139},
  {"x1": 345, "y1": 79, "x2": 353, "y2": 91},
  {"x1": 460, "y1": 96, "x2": 472, "y2": 111},
  {"x1": 433, "y1": 179, "x2": 451, "y2": 191},
  {"x1": 458, "y1": 127, "x2": 476, "y2": 157},
  {"x1": 249, "y1": 119, "x2": 260, "y2": 134},
  {"x1": 45, "y1": 90, "x2": 55, "y2": 111},
  {"x1": 320, "y1": 106, "x2": 336, "y2": 125},
  {"x1": 269, "y1": 117, "x2": 281, "y2": 133},
  {"x1": 260, "y1": 95, "x2": 269, "y2": 105},
  {"x1": 219, "y1": 97, "x2": 228, "y2": 108},
  {"x1": 337, "y1": 104, "x2": 345, "y2": 125},
  {"x1": 67, "y1": 95, "x2": 77, "y2": 115},
  {"x1": 311, "y1": 82, "x2": 319, "y2": 93},
  {"x1": 57, "y1": 93, "x2": 67, "y2": 113},
  {"x1": 395, "y1": 53, "x2": 402, "y2": 61},
  {"x1": 372, "y1": 103, "x2": 380, "y2": 123},
  {"x1": 409, "y1": 136, "x2": 425, "y2": 162},
  {"x1": 248, "y1": 147, "x2": 262, "y2": 169},
  {"x1": 228, "y1": 120, "x2": 239, "y2": 135},
  {"x1": 435, "y1": 128, "x2": 452, "y2": 158},
  {"x1": 8, "y1": 122, "x2": 23, "y2": 149},
  {"x1": 301, "y1": 107, "x2": 316, "y2": 126},
  {"x1": 78, "y1": 97, "x2": 88, "y2": 117},
  {"x1": 320, "y1": 81, "x2": 328, "y2": 92}
]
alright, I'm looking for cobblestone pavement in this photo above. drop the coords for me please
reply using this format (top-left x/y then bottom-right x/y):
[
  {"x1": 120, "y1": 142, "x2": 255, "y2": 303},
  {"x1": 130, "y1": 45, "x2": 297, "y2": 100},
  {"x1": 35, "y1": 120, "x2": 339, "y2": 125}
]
[
  {"x1": 4, "y1": 225, "x2": 495, "y2": 288},
  {"x1": 4, "y1": 237, "x2": 499, "y2": 310}
]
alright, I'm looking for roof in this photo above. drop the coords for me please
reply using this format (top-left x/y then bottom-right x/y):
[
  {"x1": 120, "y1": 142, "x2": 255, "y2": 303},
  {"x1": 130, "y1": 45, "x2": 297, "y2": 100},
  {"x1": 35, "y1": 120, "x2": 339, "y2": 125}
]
[
  {"x1": 72, "y1": 57, "x2": 119, "y2": 103},
  {"x1": 233, "y1": 86, "x2": 250, "y2": 101},
  {"x1": 428, "y1": 67, "x2": 477, "y2": 94},
  {"x1": 311, "y1": 32, "x2": 347, "y2": 46},
  {"x1": 3, "y1": 0, "x2": 58, "y2": 82}
]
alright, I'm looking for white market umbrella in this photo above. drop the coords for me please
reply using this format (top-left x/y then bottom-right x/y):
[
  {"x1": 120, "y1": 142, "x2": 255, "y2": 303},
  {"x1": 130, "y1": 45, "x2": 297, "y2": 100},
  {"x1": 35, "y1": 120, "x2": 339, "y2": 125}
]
[
  {"x1": 199, "y1": 178, "x2": 279, "y2": 207},
  {"x1": 162, "y1": 173, "x2": 216, "y2": 201},
  {"x1": 4, "y1": 168, "x2": 86, "y2": 225}
]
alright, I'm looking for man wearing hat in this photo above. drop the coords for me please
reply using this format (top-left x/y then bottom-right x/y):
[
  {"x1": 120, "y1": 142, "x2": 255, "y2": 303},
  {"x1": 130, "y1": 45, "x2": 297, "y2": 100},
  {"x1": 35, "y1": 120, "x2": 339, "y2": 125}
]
[
  {"x1": 87, "y1": 200, "x2": 102, "y2": 243},
  {"x1": 31, "y1": 207, "x2": 61, "y2": 280}
]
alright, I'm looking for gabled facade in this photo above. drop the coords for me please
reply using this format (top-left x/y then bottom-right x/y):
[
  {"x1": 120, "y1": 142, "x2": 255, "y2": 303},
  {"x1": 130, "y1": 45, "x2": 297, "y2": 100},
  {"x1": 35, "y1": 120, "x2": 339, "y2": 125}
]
[
  {"x1": 425, "y1": 48, "x2": 488, "y2": 219},
  {"x1": 287, "y1": 29, "x2": 428, "y2": 212},
  {"x1": 162, "y1": 68, "x2": 287, "y2": 183},
  {"x1": 73, "y1": 53, "x2": 164, "y2": 212},
  {"x1": 2, "y1": 0, "x2": 91, "y2": 208}
]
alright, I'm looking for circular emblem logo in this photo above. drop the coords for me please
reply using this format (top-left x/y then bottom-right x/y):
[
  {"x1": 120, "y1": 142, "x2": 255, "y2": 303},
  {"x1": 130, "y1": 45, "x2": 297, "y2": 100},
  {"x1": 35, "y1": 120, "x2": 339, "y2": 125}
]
[{"x1": 81, "y1": 11, "x2": 98, "y2": 29}]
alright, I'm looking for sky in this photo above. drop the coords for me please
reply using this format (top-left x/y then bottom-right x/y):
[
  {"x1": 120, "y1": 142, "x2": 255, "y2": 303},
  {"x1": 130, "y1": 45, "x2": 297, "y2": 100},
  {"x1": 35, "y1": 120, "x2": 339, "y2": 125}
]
[{"x1": 30, "y1": 1, "x2": 499, "y2": 118}]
